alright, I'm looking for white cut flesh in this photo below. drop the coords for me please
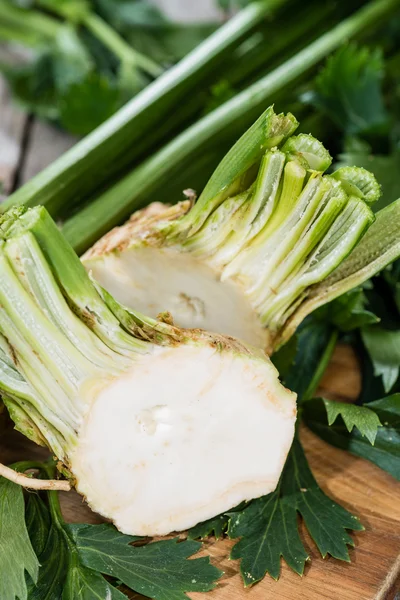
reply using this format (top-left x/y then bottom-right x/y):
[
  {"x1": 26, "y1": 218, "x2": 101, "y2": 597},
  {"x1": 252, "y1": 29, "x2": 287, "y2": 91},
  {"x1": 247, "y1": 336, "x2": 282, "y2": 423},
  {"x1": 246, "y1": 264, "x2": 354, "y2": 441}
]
[
  {"x1": 85, "y1": 246, "x2": 269, "y2": 349},
  {"x1": 72, "y1": 343, "x2": 296, "y2": 535}
]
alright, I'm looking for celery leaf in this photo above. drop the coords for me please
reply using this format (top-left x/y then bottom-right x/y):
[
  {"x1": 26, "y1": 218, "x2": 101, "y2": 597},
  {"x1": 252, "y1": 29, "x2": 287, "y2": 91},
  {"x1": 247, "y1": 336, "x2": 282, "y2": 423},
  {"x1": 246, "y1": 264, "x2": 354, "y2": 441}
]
[
  {"x1": 228, "y1": 438, "x2": 363, "y2": 584},
  {"x1": 321, "y1": 398, "x2": 381, "y2": 444},
  {"x1": 317, "y1": 287, "x2": 379, "y2": 332},
  {"x1": 0, "y1": 477, "x2": 38, "y2": 600},
  {"x1": 25, "y1": 494, "x2": 127, "y2": 600},
  {"x1": 188, "y1": 513, "x2": 229, "y2": 541},
  {"x1": 68, "y1": 523, "x2": 223, "y2": 600},
  {"x1": 304, "y1": 395, "x2": 400, "y2": 480},
  {"x1": 308, "y1": 44, "x2": 388, "y2": 135},
  {"x1": 62, "y1": 561, "x2": 128, "y2": 600}
]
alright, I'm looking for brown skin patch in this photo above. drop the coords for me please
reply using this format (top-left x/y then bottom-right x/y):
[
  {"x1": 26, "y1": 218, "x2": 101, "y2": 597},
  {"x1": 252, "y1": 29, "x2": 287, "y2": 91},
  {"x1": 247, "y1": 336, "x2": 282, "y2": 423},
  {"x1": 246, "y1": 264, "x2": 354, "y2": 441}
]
[{"x1": 7, "y1": 341, "x2": 18, "y2": 367}]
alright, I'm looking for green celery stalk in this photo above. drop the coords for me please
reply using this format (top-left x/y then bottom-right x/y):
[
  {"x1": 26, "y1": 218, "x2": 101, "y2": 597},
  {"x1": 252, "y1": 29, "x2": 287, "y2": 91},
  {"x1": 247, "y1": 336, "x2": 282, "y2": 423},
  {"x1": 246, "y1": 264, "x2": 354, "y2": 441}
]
[
  {"x1": 62, "y1": 0, "x2": 400, "y2": 254},
  {"x1": 278, "y1": 198, "x2": 400, "y2": 346},
  {"x1": 2, "y1": 1, "x2": 283, "y2": 217}
]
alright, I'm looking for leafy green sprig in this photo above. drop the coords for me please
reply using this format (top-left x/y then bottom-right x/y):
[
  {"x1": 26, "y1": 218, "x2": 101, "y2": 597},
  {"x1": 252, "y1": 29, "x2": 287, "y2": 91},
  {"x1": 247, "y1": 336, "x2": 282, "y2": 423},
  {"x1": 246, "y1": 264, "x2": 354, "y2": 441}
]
[{"x1": 0, "y1": 461, "x2": 222, "y2": 600}]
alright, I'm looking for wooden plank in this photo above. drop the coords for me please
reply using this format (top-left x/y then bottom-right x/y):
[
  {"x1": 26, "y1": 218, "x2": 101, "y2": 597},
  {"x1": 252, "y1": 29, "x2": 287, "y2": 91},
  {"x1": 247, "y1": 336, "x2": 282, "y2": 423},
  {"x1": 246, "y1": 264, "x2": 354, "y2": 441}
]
[
  {"x1": 1, "y1": 344, "x2": 399, "y2": 599},
  {"x1": 0, "y1": 77, "x2": 28, "y2": 198}
]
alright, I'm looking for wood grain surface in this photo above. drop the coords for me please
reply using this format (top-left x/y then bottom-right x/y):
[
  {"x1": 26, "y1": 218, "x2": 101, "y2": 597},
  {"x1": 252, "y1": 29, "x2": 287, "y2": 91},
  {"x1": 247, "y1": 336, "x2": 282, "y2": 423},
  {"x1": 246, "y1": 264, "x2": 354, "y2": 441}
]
[{"x1": 1, "y1": 345, "x2": 399, "y2": 600}]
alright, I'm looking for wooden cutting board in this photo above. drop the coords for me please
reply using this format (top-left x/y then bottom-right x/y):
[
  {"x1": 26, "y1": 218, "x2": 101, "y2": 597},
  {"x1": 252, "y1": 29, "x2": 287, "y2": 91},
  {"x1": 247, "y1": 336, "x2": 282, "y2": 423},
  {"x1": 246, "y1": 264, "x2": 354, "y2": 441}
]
[{"x1": 1, "y1": 344, "x2": 399, "y2": 600}]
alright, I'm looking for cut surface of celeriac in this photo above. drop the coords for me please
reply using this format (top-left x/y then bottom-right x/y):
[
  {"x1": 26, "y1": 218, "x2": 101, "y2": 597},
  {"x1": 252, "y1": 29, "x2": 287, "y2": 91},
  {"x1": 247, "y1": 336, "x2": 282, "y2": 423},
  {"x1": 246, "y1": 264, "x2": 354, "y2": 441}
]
[
  {"x1": 88, "y1": 238, "x2": 270, "y2": 350},
  {"x1": 83, "y1": 106, "x2": 384, "y2": 353},
  {"x1": 0, "y1": 205, "x2": 296, "y2": 535},
  {"x1": 73, "y1": 343, "x2": 295, "y2": 535}
]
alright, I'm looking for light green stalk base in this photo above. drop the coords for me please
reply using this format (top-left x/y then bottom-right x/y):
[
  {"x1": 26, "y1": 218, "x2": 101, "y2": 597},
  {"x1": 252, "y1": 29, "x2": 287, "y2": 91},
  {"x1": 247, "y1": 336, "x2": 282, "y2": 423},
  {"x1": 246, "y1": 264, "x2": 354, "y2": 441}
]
[{"x1": 84, "y1": 106, "x2": 385, "y2": 353}]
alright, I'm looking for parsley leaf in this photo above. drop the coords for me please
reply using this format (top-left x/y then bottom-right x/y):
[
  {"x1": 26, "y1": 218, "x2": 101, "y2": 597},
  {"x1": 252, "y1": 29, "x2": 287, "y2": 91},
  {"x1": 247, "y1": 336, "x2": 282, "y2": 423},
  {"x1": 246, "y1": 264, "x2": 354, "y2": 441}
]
[
  {"x1": 59, "y1": 73, "x2": 120, "y2": 135},
  {"x1": 304, "y1": 395, "x2": 400, "y2": 480},
  {"x1": 228, "y1": 438, "x2": 363, "y2": 585},
  {"x1": 307, "y1": 43, "x2": 388, "y2": 136},
  {"x1": 0, "y1": 476, "x2": 38, "y2": 600},
  {"x1": 361, "y1": 326, "x2": 400, "y2": 392},
  {"x1": 188, "y1": 513, "x2": 229, "y2": 541},
  {"x1": 0, "y1": 0, "x2": 164, "y2": 135},
  {"x1": 320, "y1": 398, "x2": 382, "y2": 444},
  {"x1": 68, "y1": 523, "x2": 223, "y2": 600}
]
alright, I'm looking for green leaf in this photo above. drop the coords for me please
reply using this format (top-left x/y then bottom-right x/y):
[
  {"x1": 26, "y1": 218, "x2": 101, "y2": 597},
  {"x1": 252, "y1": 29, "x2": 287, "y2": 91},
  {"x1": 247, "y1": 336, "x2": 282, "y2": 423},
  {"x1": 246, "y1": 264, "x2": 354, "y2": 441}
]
[
  {"x1": 271, "y1": 334, "x2": 298, "y2": 379},
  {"x1": 317, "y1": 286, "x2": 379, "y2": 332},
  {"x1": 229, "y1": 438, "x2": 362, "y2": 585},
  {"x1": 188, "y1": 513, "x2": 229, "y2": 541},
  {"x1": 229, "y1": 487, "x2": 308, "y2": 583},
  {"x1": 384, "y1": 260, "x2": 400, "y2": 314},
  {"x1": 308, "y1": 43, "x2": 388, "y2": 135},
  {"x1": 25, "y1": 490, "x2": 51, "y2": 557},
  {"x1": 336, "y1": 138, "x2": 400, "y2": 212},
  {"x1": 367, "y1": 394, "x2": 400, "y2": 426},
  {"x1": 304, "y1": 396, "x2": 400, "y2": 480},
  {"x1": 3, "y1": 52, "x2": 59, "y2": 121},
  {"x1": 68, "y1": 523, "x2": 222, "y2": 600},
  {"x1": 330, "y1": 294, "x2": 379, "y2": 331},
  {"x1": 112, "y1": 0, "x2": 166, "y2": 29},
  {"x1": 283, "y1": 439, "x2": 363, "y2": 557},
  {"x1": 59, "y1": 73, "x2": 120, "y2": 135},
  {"x1": 95, "y1": 0, "x2": 166, "y2": 31},
  {"x1": 52, "y1": 25, "x2": 93, "y2": 92},
  {"x1": 321, "y1": 398, "x2": 382, "y2": 444},
  {"x1": 25, "y1": 494, "x2": 69, "y2": 600},
  {"x1": 361, "y1": 326, "x2": 400, "y2": 392},
  {"x1": 25, "y1": 493, "x2": 126, "y2": 600},
  {"x1": 0, "y1": 477, "x2": 39, "y2": 600},
  {"x1": 62, "y1": 561, "x2": 128, "y2": 600},
  {"x1": 282, "y1": 317, "x2": 337, "y2": 403}
]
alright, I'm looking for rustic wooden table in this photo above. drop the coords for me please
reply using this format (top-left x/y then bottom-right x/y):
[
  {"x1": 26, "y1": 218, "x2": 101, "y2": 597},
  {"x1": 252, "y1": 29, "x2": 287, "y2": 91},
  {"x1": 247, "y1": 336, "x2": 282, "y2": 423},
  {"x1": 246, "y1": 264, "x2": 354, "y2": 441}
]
[{"x1": 0, "y1": 4, "x2": 400, "y2": 594}]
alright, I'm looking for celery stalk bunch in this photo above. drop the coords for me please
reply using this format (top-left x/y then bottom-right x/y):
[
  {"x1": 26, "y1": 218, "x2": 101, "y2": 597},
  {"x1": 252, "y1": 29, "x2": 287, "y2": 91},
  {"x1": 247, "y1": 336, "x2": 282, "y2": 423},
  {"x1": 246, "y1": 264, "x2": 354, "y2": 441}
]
[{"x1": 84, "y1": 107, "x2": 389, "y2": 353}]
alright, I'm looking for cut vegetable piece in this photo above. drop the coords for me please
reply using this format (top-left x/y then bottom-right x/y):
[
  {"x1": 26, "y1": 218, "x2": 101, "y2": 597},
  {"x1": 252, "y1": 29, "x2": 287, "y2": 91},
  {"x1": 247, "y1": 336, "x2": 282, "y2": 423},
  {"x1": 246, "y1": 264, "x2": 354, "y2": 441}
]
[
  {"x1": 83, "y1": 107, "x2": 378, "y2": 353},
  {"x1": 0, "y1": 206, "x2": 296, "y2": 536},
  {"x1": 73, "y1": 343, "x2": 296, "y2": 535}
]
